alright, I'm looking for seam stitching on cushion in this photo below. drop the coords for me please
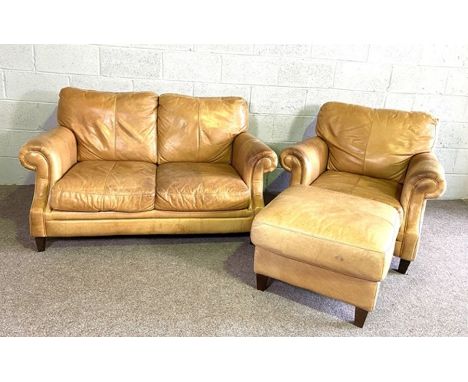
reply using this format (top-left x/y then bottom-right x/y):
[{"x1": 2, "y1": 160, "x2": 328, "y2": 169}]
[
  {"x1": 102, "y1": 162, "x2": 117, "y2": 210},
  {"x1": 197, "y1": 98, "x2": 201, "y2": 161},
  {"x1": 113, "y1": 95, "x2": 117, "y2": 160},
  {"x1": 362, "y1": 110, "x2": 375, "y2": 175},
  {"x1": 255, "y1": 220, "x2": 395, "y2": 255},
  {"x1": 56, "y1": 191, "x2": 155, "y2": 197},
  {"x1": 259, "y1": 247, "x2": 382, "y2": 282}
]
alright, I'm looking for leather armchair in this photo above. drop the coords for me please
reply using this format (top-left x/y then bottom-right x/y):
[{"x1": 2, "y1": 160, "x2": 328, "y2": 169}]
[
  {"x1": 19, "y1": 87, "x2": 277, "y2": 251},
  {"x1": 280, "y1": 102, "x2": 446, "y2": 274}
]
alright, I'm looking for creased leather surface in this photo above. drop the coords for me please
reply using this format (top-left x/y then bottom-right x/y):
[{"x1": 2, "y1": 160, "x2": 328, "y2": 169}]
[
  {"x1": 157, "y1": 94, "x2": 248, "y2": 163},
  {"x1": 313, "y1": 171, "x2": 403, "y2": 219},
  {"x1": 254, "y1": 247, "x2": 380, "y2": 311},
  {"x1": 155, "y1": 162, "x2": 250, "y2": 211},
  {"x1": 251, "y1": 186, "x2": 400, "y2": 282},
  {"x1": 18, "y1": 126, "x2": 77, "y2": 236},
  {"x1": 58, "y1": 87, "x2": 158, "y2": 162},
  {"x1": 50, "y1": 161, "x2": 156, "y2": 212},
  {"x1": 280, "y1": 136, "x2": 328, "y2": 186},
  {"x1": 316, "y1": 102, "x2": 437, "y2": 182},
  {"x1": 232, "y1": 132, "x2": 278, "y2": 212}
]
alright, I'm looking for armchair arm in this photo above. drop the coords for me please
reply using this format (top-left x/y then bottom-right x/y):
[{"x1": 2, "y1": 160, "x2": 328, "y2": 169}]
[
  {"x1": 232, "y1": 133, "x2": 278, "y2": 212},
  {"x1": 18, "y1": 126, "x2": 77, "y2": 237},
  {"x1": 401, "y1": 152, "x2": 446, "y2": 208},
  {"x1": 280, "y1": 136, "x2": 329, "y2": 186},
  {"x1": 398, "y1": 152, "x2": 446, "y2": 261}
]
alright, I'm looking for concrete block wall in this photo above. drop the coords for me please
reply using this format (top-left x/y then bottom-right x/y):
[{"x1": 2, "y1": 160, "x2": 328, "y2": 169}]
[{"x1": 0, "y1": 44, "x2": 467, "y2": 199}]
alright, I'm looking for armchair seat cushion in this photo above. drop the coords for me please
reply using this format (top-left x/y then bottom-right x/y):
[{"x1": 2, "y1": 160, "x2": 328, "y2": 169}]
[
  {"x1": 251, "y1": 186, "x2": 401, "y2": 282},
  {"x1": 313, "y1": 171, "x2": 403, "y2": 219},
  {"x1": 50, "y1": 161, "x2": 156, "y2": 212},
  {"x1": 155, "y1": 163, "x2": 250, "y2": 211}
]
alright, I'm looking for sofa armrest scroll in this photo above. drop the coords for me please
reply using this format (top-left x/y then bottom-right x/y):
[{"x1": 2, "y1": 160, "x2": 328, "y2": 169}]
[
  {"x1": 280, "y1": 136, "x2": 329, "y2": 186},
  {"x1": 232, "y1": 133, "x2": 278, "y2": 212},
  {"x1": 18, "y1": 126, "x2": 77, "y2": 237},
  {"x1": 401, "y1": 152, "x2": 446, "y2": 208}
]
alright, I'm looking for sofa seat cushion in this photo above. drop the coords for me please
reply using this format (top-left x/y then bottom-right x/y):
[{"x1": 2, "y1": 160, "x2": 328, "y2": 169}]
[
  {"x1": 155, "y1": 163, "x2": 250, "y2": 211},
  {"x1": 251, "y1": 186, "x2": 401, "y2": 282},
  {"x1": 50, "y1": 161, "x2": 156, "y2": 212},
  {"x1": 313, "y1": 171, "x2": 403, "y2": 219}
]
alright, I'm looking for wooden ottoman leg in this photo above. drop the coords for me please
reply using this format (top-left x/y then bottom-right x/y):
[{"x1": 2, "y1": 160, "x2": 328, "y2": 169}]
[
  {"x1": 354, "y1": 307, "x2": 369, "y2": 328},
  {"x1": 35, "y1": 237, "x2": 46, "y2": 252},
  {"x1": 256, "y1": 274, "x2": 270, "y2": 291},
  {"x1": 397, "y1": 259, "x2": 411, "y2": 274}
]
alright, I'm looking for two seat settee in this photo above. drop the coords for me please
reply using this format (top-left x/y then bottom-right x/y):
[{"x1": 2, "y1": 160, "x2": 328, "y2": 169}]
[{"x1": 19, "y1": 88, "x2": 278, "y2": 251}]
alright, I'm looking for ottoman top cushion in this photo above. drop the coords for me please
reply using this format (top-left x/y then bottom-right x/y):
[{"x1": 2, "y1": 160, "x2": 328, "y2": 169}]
[{"x1": 251, "y1": 186, "x2": 401, "y2": 282}]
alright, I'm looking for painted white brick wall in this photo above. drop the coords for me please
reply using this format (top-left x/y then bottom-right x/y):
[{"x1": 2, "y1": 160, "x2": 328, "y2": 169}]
[{"x1": 0, "y1": 43, "x2": 467, "y2": 199}]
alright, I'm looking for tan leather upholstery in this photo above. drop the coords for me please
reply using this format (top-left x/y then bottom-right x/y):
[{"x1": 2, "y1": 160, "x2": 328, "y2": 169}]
[
  {"x1": 397, "y1": 152, "x2": 446, "y2": 260},
  {"x1": 254, "y1": 247, "x2": 380, "y2": 311},
  {"x1": 58, "y1": 87, "x2": 158, "y2": 162},
  {"x1": 18, "y1": 126, "x2": 77, "y2": 237},
  {"x1": 50, "y1": 161, "x2": 156, "y2": 212},
  {"x1": 155, "y1": 163, "x2": 250, "y2": 211},
  {"x1": 252, "y1": 186, "x2": 400, "y2": 282},
  {"x1": 157, "y1": 94, "x2": 248, "y2": 164},
  {"x1": 316, "y1": 102, "x2": 437, "y2": 182},
  {"x1": 280, "y1": 136, "x2": 328, "y2": 186},
  {"x1": 251, "y1": 185, "x2": 400, "y2": 313},
  {"x1": 313, "y1": 171, "x2": 403, "y2": 219},
  {"x1": 19, "y1": 87, "x2": 277, "y2": 240},
  {"x1": 280, "y1": 102, "x2": 445, "y2": 262},
  {"x1": 232, "y1": 133, "x2": 278, "y2": 213}
]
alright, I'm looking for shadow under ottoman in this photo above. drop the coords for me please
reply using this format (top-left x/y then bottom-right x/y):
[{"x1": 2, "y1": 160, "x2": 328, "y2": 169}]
[{"x1": 250, "y1": 185, "x2": 401, "y2": 327}]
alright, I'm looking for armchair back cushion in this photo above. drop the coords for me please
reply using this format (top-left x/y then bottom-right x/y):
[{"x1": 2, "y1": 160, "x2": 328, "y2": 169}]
[
  {"x1": 58, "y1": 87, "x2": 158, "y2": 162},
  {"x1": 316, "y1": 102, "x2": 437, "y2": 182},
  {"x1": 157, "y1": 94, "x2": 248, "y2": 164}
]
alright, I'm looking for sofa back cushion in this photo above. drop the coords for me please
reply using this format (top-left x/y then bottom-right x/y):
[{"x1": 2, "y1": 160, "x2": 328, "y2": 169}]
[
  {"x1": 316, "y1": 102, "x2": 437, "y2": 183},
  {"x1": 58, "y1": 87, "x2": 158, "y2": 162},
  {"x1": 157, "y1": 94, "x2": 248, "y2": 164}
]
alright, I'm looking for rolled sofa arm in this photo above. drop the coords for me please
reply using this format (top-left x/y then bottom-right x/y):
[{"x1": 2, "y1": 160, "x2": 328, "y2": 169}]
[
  {"x1": 280, "y1": 136, "x2": 329, "y2": 186},
  {"x1": 401, "y1": 152, "x2": 446, "y2": 208},
  {"x1": 232, "y1": 133, "x2": 278, "y2": 213},
  {"x1": 18, "y1": 126, "x2": 77, "y2": 237},
  {"x1": 398, "y1": 152, "x2": 446, "y2": 261}
]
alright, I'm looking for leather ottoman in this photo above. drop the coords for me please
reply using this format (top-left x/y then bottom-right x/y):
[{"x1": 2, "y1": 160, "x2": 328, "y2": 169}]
[{"x1": 251, "y1": 185, "x2": 401, "y2": 327}]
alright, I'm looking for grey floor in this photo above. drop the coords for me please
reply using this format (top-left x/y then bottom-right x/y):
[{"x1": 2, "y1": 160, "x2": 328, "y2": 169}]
[{"x1": 0, "y1": 185, "x2": 467, "y2": 336}]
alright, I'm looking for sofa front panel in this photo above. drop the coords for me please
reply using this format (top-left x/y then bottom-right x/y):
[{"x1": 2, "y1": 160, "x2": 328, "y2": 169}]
[
  {"x1": 316, "y1": 102, "x2": 437, "y2": 182},
  {"x1": 157, "y1": 94, "x2": 248, "y2": 163},
  {"x1": 58, "y1": 87, "x2": 158, "y2": 162}
]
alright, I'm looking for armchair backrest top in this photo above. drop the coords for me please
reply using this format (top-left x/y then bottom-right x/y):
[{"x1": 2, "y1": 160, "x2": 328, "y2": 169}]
[{"x1": 316, "y1": 102, "x2": 437, "y2": 183}]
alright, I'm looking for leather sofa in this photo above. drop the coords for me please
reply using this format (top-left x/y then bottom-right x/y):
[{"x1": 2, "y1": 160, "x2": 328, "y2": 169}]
[{"x1": 19, "y1": 87, "x2": 278, "y2": 251}]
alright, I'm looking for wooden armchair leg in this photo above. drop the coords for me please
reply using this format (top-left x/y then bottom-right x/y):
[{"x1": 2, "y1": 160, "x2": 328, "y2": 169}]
[
  {"x1": 256, "y1": 274, "x2": 270, "y2": 291},
  {"x1": 397, "y1": 259, "x2": 411, "y2": 274},
  {"x1": 354, "y1": 307, "x2": 369, "y2": 328},
  {"x1": 35, "y1": 237, "x2": 46, "y2": 252}
]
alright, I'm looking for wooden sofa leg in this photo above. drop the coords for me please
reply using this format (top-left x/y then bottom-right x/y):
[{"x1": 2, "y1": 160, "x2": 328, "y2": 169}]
[
  {"x1": 397, "y1": 259, "x2": 411, "y2": 274},
  {"x1": 256, "y1": 274, "x2": 270, "y2": 291},
  {"x1": 35, "y1": 237, "x2": 46, "y2": 252},
  {"x1": 354, "y1": 307, "x2": 369, "y2": 328}
]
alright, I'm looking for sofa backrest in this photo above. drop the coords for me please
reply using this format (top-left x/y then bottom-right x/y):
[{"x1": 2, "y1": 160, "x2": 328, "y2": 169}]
[
  {"x1": 316, "y1": 102, "x2": 437, "y2": 183},
  {"x1": 58, "y1": 87, "x2": 158, "y2": 162},
  {"x1": 157, "y1": 94, "x2": 248, "y2": 164}
]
